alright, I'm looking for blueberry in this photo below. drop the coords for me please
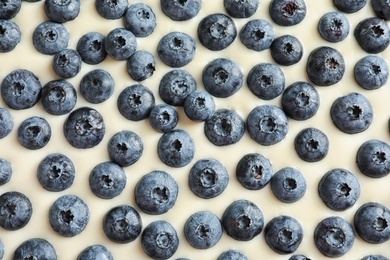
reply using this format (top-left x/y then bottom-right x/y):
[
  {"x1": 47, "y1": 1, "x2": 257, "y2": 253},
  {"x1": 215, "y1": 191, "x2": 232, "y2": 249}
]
[
  {"x1": 157, "y1": 31, "x2": 196, "y2": 68},
  {"x1": 52, "y1": 48, "x2": 82, "y2": 78},
  {"x1": 356, "y1": 139, "x2": 390, "y2": 178},
  {"x1": 333, "y1": 0, "x2": 367, "y2": 13},
  {"x1": 236, "y1": 153, "x2": 273, "y2": 190},
  {"x1": 197, "y1": 13, "x2": 237, "y2": 51},
  {"x1": 49, "y1": 194, "x2": 89, "y2": 237},
  {"x1": 372, "y1": 0, "x2": 390, "y2": 20},
  {"x1": 63, "y1": 107, "x2": 105, "y2": 149},
  {"x1": 204, "y1": 109, "x2": 245, "y2": 146},
  {"x1": 13, "y1": 238, "x2": 57, "y2": 260},
  {"x1": 264, "y1": 215, "x2": 303, "y2": 254},
  {"x1": 354, "y1": 202, "x2": 390, "y2": 244},
  {"x1": 330, "y1": 92, "x2": 373, "y2": 134},
  {"x1": 246, "y1": 105, "x2": 288, "y2": 146},
  {"x1": 362, "y1": 255, "x2": 390, "y2": 260},
  {"x1": 0, "y1": 191, "x2": 32, "y2": 230},
  {"x1": 318, "y1": 168, "x2": 360, "y2": 211},
  {"x1": 141, "y1": 220, "x2": 179, "y2": 260},
  {"x1": 44, "y1": 0, "x2": 80, "y2": 23},
  {"x1": 189, "y1": 158, "x2": 229, "y2": 199},
  {"x1": 354, "y1": 17, "x2": 390, "y2": 54},
  {"x1": 314, "y1": 216, "x2": 355, "y2": 257},
  {"x1": 224, "y1": 200, "x2": 265, "y2": 242},
  {"x1": 161, "y1": 0, "x2": 201, "y2": 21},
  {"x1": 41, "y1": 79, "x2": 77, "y2": 115},
  {"x1": 127, "y1": 50, "x2": 156, "y2": 81},
  {"x1": 1, "y1": 69, "x2": 42, "y2": 110},
  {"x1": 294, "y1": 127, "x2": 329, "y2": 162},
  {"x1": 77, "y1": 244, "x2": 113, "y2": 260},
  {"x1": 105, "y1": 28, "x2": 137, "y2": 60},
  {"x1": 289, "y1": 255, "x2": 311, "y2": 260},
  {"x1": 271, "y1": 35, "x2": 303, "y2": 66},
  {"x1": 0, "y1": 158, "x2": 12, "y2": 186},
  {"x1": 149, "y1": 104, "x2": 178, "y2": 133},
  {"x1": 0, "y1": 0, "x2": 21, "y2": 19},
  {"x1": 18, "y1": 116, "x2": 51, "y2": 150},
  {"x1": 37, "y1": 153, "x2": 75, "y2": 192},
  {"x1": 0, "y1": 19, "x2": 21, "y2": 53},
  {"x1": 107, "y1": 130, "x2": 143, "y2": 167},
  {"x1": 89, "y1": 162, "x2": 126, "y2": 199},
  {"x1": 354, "y1": 55, "x2": 389, "y2": 90},
  {"x1": 124, "y1": 3, "x2": 156, "y2": 37},
  {"x1": 117, "y1": 84, "x2": 155, "y2": 121},
  {"x1": 33, "y1": 21, "x2": 69, "y2": 55},
  {"x1": 80, "y1": 69, "x2": 114, "y2": 104},
  {"x1": 0, "y1": 239, "x2": 3, "y2": 259},
  {"x1": 318, "y1": 12, "x2": 350, "y2": 42},
  {"x1": 271, "y1": 167, "x2": 306, "y2": 203},
  {"x1": 159, "y1": 69, "x2": 196, "y2": 106},
  {"x1": 217, "y1": 250, "x2": 248, "y2": 260},
  {"x1": 103, "y1": 205, "x2": 142, "y2": 243},
  {"x1": 240, "y1": 19, "x2": 274, "y2": 52},
  {"x1": 306, "y1": 46, "x2": 345, "y2": 86},
  {"x1": 269, "y1": 0, "x2": 306, "y2": 26},
  {"x1": 224, "y1": 0, "x2": 259, "y2": 18},
  {"x1": 76, "y1": 32, "x2": 107, "y2": 65},
  {"x1": 202, "y1": 58, "x2": 243, "y2": 98},
  {"x1": 247, "y1": 63, "x2": 285, "y2": 100},
  {"x1": 184, "y1": 211, "x2": 223, "y2": 249},
  {"x1": 157, "y1": 129, "x2": 195, "y2": 167},
  {"x1": 95, "y1": 0, "x2": 128, "y2": 19},
  {"x1": 0, "y1": 107, "x2": 13, "y2": 139},
  {"x1": 281, "y1": 81, "x2": 320, "y2": 120},
  {"x1": 184, "y1": 90, "x2": 215, "y2": 122}
]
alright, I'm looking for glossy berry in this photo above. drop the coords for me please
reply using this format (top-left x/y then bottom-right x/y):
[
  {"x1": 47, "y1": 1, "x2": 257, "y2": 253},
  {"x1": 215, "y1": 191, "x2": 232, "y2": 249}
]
[
  {"x1": 105, "y1": 28, "x2": 137, "y2": 60},
  {"x1": 184, "y1": 90, "x2": 215, "y2": 122},
  {"x1": 294, "y1": 127, "x2": 329, "y2": 162},
  {"x1": 33, "y1": 21, "x2": 69, "y2": 55},
  {"x1": 76, "y1": 32, "x2": 107, "y2": 65},
  {"x1": 0, "y1": 0, "x2": 21, "y2": 19},
  {"x1": 333, "y1": 0, "x2": 367, "y2": 13},
  {"x1": 236, "y1": 153, "x2": 273, "y2": 190},
  {"x1": 0, "y1": 191, "x2": 32, "y2": 230},
  {"x1": 127, "y1": 50, "x2": 156, "y2": 81},
  {"x1": 240, "y1": 19, "x2": 274, "y2": 51},
  {"x1": 107, "y1": 130, "x2": 143, "y2": 167},
  {"x1": 372, "y1": 0, "x2": 390, "y2": 20},
  {"x1": 159, "y1": 69, "x2": 196, "y2": 106},
  {"x1": 149, "y1": 104, "x2": 178, "y2": 133},
  {"x1": 217, "y1": 250, "x2": 248, "y2": 260},
  {"x1": 41, "y1": 79, "x2": 77, "y2": 115},
  {"x1": 52, "y1": 49, "x2": 82, "y2": 78},
  {"x1": 271, "y1": 35, "x2": 303, "y2": 66},
  {"x1": 77, "y1": 244, "x2": 113, "y2": 260},
  {"x1": 0, "y1": 158, "x2": 12, "y2": 186},
  {"x1": 356, "y1": 139, "x2": 390, "y2": 178},
  {"x1": 80, "y1": 69, "x2": 114, "y2": 104},
  {"x1": 0, "y1": 107, "x2": 13, "y2": 139},
  {"x1": 13, "y1": 238, "x2": 57, "y2": 260},
  {"x1": 354, "y1": 55, "x2": 388, "y2": 90},
  {"x1": 89, "y1": 162, "x2": 126, "y2": 199},
  {"x1": 0, "y1": 19, "x2": 21, "y2": 53},
  {"x1": 161, "y1": 0, "x2": 201, "y2": 21},
  {"x1": 18, "y1": 116, "x2": 51, "y2": 150},
  {"x1": 269, "y1": 0, "x2": 307, "y2": 26},
  {"x1": 318, "y1": 12, "x2": 350, "y2": 42},
  {"x1": 44, "y1": 0, "x2": 80, "y2": 23},
  {"x1": 95, "y1": 0, "x2": 128, "y2": 19},
  {"x1": 124, "y1": 3, "x2": 156, "y2": 37},
  {"x1": 224, "y1": 0, "x2": 259, "y2": 18},
  {"x1": 271, "y1": 167, "x2": 306, "y2": 203},
  {"x1": 354, "y1": 17, "x2": 390, "y2": 54}
]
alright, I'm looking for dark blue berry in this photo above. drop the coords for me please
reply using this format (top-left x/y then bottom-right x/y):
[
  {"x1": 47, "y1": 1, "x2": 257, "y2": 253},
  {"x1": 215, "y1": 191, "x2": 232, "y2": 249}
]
[
  {"x1": 289, "y1": 255, "x2": 311, "y2": 260},
  {"x1": 107, "y1": 130, "x2": 143, "y2": 167},
  {"x1": 354, "y1": 17, "x2": 390, "y2": 54},
  {"x1": 240, "y1": 19, "x2": 274, "y2": 52},
  {"x1": 80, "y1": 69, "x2": 114, "y2": 104},
  {"x1": 333, "y1": 0, "x2": 367, "y2": 13},
  {"x1": 63, "y1": 107, "x2": 105, "y2": 149},
  {"x1": 362, "y1": 255, "x2": 390, "y2": 260},
  {"x1": 157, "y1": 129, "x2": 195, "y2": 167},
  {"x1": 0, "y1": 239, "x2": 3, "y2": 259},
  {"x1": 354, "y1": 55, "x2": 388, "y2": 90},
  {"x1": 269, "y1": 0, "x2": 306, "y2": 26},
  {"x1": 372, "y1": 0, "x2": 390, "y2": 20},
  {"x1": 127, "y1": 50, "x2": 156, "y2": 81},
  {"x1": 356, "y1": 139, "x2": 390, "y2": 178},
  {"x1": 41, "y1": 79, "x2": 77, "y2": 115},
  {"x1": 149, "y1": 104, "x2": 178, "y2": 133},
  {"x1": 52, "y1": 49, "x2": 82, "y2": 78},
  {"x1": 236, "y1": 153, "x2": 273, "y2": 190},
  {"x1": 105, "y1": 28, "x2": 136, "y2": 60},
  {"x1": 197, "y1": 13, "x2": 237, "y2": 51},
  {"x1": 18, "y1": 116, "x2": 51, "y2": 150},
  {"x1": 184, "y1": 90, "x2": 215, "y2": 122},
  {"x1": 49, "y1": 194, "x2": 89, "y2": 237},
  {"x1": 77, "y1": 244, "x2": 113, "y2": 260},
  {"x1": 0, "y1": 19, "x2": 21, "y2": 52},
  {"x1": 159, "y1": 69, "x2": 196, "y2": 106},
  {"x1": 330, "y1": 92, "x2": 373, "y2": 134},
  {"x1": 0, "y1": 158, "x2": 12, "y2": 186},
  {"x1": 95, "y1": 0, "x2": 128, "y2": 19},
  {"x1": 294, "y1": 127, "x2": 329, "y2": 162},
  {"x1": 44, "y1": 0, "x2": 80, "y2": 23},
  {"x1": 0, "y1": 107, "x2": 13, "y2": 138},
  {"x1": 103, "y1": 205, "x2": 142, "y2": 243},
  {"x1": 189, "y1": 158, "x2": 229, "y2": 199},
  {"x1": 271, "y1": 35, "x2": 303, "y2": 66},
  {"x1": 124, "y1": 3, "x2": 156, "y2": 37},
  {"x1": 354, "y1": 202, "x2": 390, "y2": 244},
  {"x1": 161, "y1": 0, "x2": 201, "y2": 21},
  {"x1": 202, "y1": 58, "x2": 243, "y2": 98},
  {"x1": 33, "y1": 21, "x2": 69, "y2": 55},
  {"x1": 89, "y1": 162, "x2": 126, "y2": 199},
  {"x1": 224, "y1": 0, "x2": 259, "y2": 18},
  {"x1": 37, "y1": 153, "x2": 75, "y2": 192},
  {"x1": 204, "y1": 109, "x2": 245, "y2": 146},
  {"x1": 246, "y1": 105, "x2": 288, "y2": 146},
  {"x1": 217, "y1": 250, "x2": 248, "y2": 260},
  {"x1": 318, "y1": 12, "x2": 350, "y2": 42},
  {"x1": 271, "y1": 167, "x2": 306, "y2": 203},
  {"x1": 1, "y1": 69, "x2": 42, "y2": 110},
  {"x1": 0, "y1": 0, "x2": 21, "y2": 19},
  {"x1": 0, "y1": 191, "x2": 32, "y2": 230},
  {"x1": 13, "y1": 238, "x2": 57, "y2": 260},
  {"x1": 76, "y1": 32, "x2": 107, "y2": 65}
]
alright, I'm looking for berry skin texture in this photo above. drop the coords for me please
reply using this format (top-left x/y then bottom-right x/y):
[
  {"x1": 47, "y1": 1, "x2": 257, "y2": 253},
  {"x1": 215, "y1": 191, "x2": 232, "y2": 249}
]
[
  {"x1": 354, "y1": 202, "x2": 390, "y2": 244},
  {"x1": 236, "y1": 153, "x2": 273, "y2": 190},
  {"x1": 13, "y1": 238, "x2": 57, "y2": 260},
  {"x1": 222, "y1": 199, "x2": 264, "y2": 241},
  {"x1": 107, "y1": 130, "x2": 143, "y2": 167},
  {"x1": 184, "y1": 90, "x2": 215, "y2": 122},
  {"x1": 264, "y1": 215, "x2": 303, "y2": 254},
  {"x1": 294, "y1": 127, "x2": 329, "y2": 162},
  {"x1": 204, "y1": 109, "x2": 245, "y2": 146},
  {"x1": 41, "y1": 79, "x2": 77, "y2": 115},
  {"x1": 354, "y1": 55, "x2": 389, "y2": 90},
  {"x1": 202, "y1": 58, "x2": 243, "y2": 98},
  {"x1": 76, "y1": 32, "x2": 107, "y2": 65},
  {"x1": 0, "y1": 239, "x2": 3, "y2": 259},
  {"x1": 314, "y1": 216, "x2": 355, "y2": 257},
  {"x1": 52, "y1": 48, "x2": 82, "y2": 78},
  {"x1": 95, "y1": 0, "x2": 128, "y2": 19},
  {"x1": 103, "y1": 205, "x2": 142, "y2": 243},
  {"x1": 372, "y1": 0, "x2": 390, "y2": 20},
  {"x1": 240, "y1": 19, "x2": 275, "y2": 52},
  {"x1": 318, "y1": 168, "x2": 360, "y2": 211},
  {"x1": 269, "y1": 0, "x2": 307, "y2": 26},
  {"x1": 161, "y1": 0, "x2": 202, "y2": 21},
  {"x1": 77, "y1": 244, "x2": 113, "y2": 260},
  {"x1": 44, "y1": 0, "x2": 80, "y2": 23},
  {"x1": 224, "y1": 0, "x2": 259, "y2": 18},
  {"x1": 354, "y1": 17, "x2": 390, "y2": 54},
  {"x1": 159, "y1": 69, "x2": 196, "y2": 106},
  {"x1": 63, "y1": 107, "x2": 105, "y2": 149},
  {"x1": 356, "y1": 139, "x2": 390, "y2": 178},
  {"x1": 197, "y1": 13, "x2": 237, "y2": 51},
  {"x1": 306, "y1": 46, "x2": 345, "y2": 86},
  {"x1": 288, "y1": 255, "x2": 311, "y2": 260},
  {"x1": 0, "y1": 191, "x2": 32, "y2": 230},
  {"x1": 37, "y1": 153, "x2": 75, "y2": 192},
  {"x1": 33, "y1": 21, "x2": 69, "y2": 55},
  {"x1": 333, "y1": 0, "x2": 367, "y2": 13},
  {"x1": 0, "y1": 0, "x2": 21, "y2": 19},
  {"x1": 184, "y1": 211, "x2": 223, "y2": 249},
  {"x1": 0, "y1": 158, "x2": 12, "y2": 186},
  {"x1": 80, "y1": 69, "x2": 114, "y2": 104},
  {"x1": 0, "y1": 107, "x2": 14, "y2": 139},
  {"x1": 123, "y1": 3, "x2": 156, "y2": 37},
  {"x1": 157, "y1": 129, "x2": 195, "y2": 167},
  {"x1": 105, "y1": 28, "x2": 137, "y2": 60},
  {"x1": 18, "y1": 116, "x2": 51, "y2": 150},
  {"x1": 141, "y1": 220, "x2": 179, "y2": 260},
  {"x1": 247, "y1": 105, "x2": 289, "y2": 146},
  {"x1": 318, "y1": 12, "x2": 350, "y2": 43},
  {"x1": 271, "y1": 35, "x2": 303, "y2": 66},
  {"x1": 127, "y1": 50, "x2": 156, "y2": 81},
  {"x1": 1, "y1": 69, "x2": 42, "y2": 110},
  {"x1": 362, "y1": 255, "x2": 390, "y2": 260},
  {"x1": 149, "y1": 104, "x2": 178, "y2": 133},
  {"x1": 135, "y1": 170, "x2": 178, "y2": 215},
  {"x1": 49, "y1": 194, "x2": 89, "y2": 237},
  {"x1": 217, "y1": 250, "x2": 248, "y2": 260},
  {"x1": 0, "y1": 19, "x2": 21, "y2": 53},
  {"x1": 330, "y1": 92, "x2": 373, "y2": 134},
  {"x1": 271, "y1": 167, "x2": 307, "y2": 203}
]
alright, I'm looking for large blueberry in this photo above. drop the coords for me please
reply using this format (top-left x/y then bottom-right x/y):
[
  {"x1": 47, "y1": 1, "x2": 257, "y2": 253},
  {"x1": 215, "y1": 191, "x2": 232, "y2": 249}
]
[
  {"x1": 124, "y1": 3, "x2": 156, "y2": 37},
  {"x1": 0, "y1": 107, "x2": 13, "y2": 139},
  {"x1": 224, "y1": 0, "x2": 259, "y2": 18},
  {"x1": 0, "y1": 158, "x2": 12, "y2": 186},
  {"x1": 18, "y1": 116, "x2": 51, "y2": 150},
  {"x1": 0, "y1": 191, "x2": 32, "y2": 230},
  {"x1": 41, "y1": 79, "x2": 77, "y2": 115},
  {"x1": 80, "y1": 69, "x2": 114, "y2": 104},
  {"x1": 0, "y1": 0, "x2": 21, "y2": 19},
  {"x1": 44, "y1": 0, "x2": 80, "y2": 23},
  {"x1": 217, "y1": 250, "x2": 248, "y2": 260},
  {"x1": 0, "y1": 19, "x2": 21, "y2": 53},
  {"x1": 105, "y1": 28, "x2": 137, "y2": 60},
  {"x1": 13, "y1": 238, "x2": 57, "y2": 260},
  {"x1": 95, "y1": 0, "x2": 128, "y2": 19},
  {"x1": 354, "y1": 17, "x2": 390, "y2": 54},
  {"x1": 372, "y1": 0, "x2": 390, "y2": 20},
  {"x1": 184, "y1": 90, "x2": 215, "y2": 122},
  {"x1": 148, "y1": 104, "x2": 178, "y2": 133},
  {"x1": 271, "y1": 167, "x2": 306, "y2": 203},
  {"x1": 294, "y1": 127, "x2": 329, "y2": 162},
  {"x1": 76, "y1": 32, "x2": 107, "y2": 65},
  {"x1": 159, "y1": 69, "x2": 196, "y2": 106},
  {"x1": 127, "y1": 50, "x2": 156, "y2": 81},
  {"x1": 240, "y1": 19, "x2": 274, "y2": 51},
  {"x1": 354, "y1": 55, "x2": 388, "y2": 90},
  {"x1": 271, "y1": 35, "x2": 303, "y2": 66},
  {"x1": 107, "y1": 130, "x2": 143, "y2": 167},
  {"x1": 236, "y1": 153, "x2": 273, "y2": 190},
  {"x1": 356, "y1": 139, "x2": 390, "y2": 178},
  {"x1": 333, "y1": 0, "x2": 367, "y2": 13},
  {"x1": 318, "y1": 12, "x2": 349, "y2": 43},
  {"x1": 89, "y1": 162, "x2": 126, "y2": 199},
  {"x1": 269, "y1": 0, "x2": 306, "y2": 26},
  {"x1": 52, "y1": 48, "x2": 82, "y2": 78},
  {"x1": 77, "y1": 244, "x2": 113, "y2": 260},
  {"x1": 33, "y1": 21, "x2": 69, "y2": 55},
  {"x1": 161, "y1": 0, "x2": 201, "y2": 21}
]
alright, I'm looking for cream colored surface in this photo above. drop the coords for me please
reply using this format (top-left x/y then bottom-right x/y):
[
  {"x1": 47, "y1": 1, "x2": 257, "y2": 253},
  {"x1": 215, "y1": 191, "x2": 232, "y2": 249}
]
[{"x1": 1, "y1": 0, "x2": 390, "y2": 259}]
